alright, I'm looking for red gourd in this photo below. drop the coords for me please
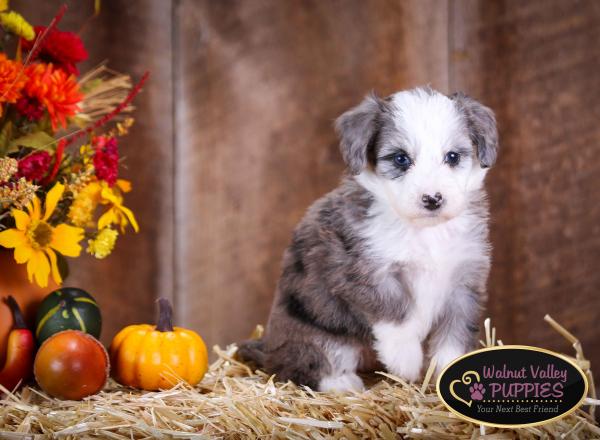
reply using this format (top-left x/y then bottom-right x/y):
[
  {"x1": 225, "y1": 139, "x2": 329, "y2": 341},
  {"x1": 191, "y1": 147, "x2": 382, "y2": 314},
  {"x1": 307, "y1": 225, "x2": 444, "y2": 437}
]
[
  {"x1": 0, "y1": 251, "x2": 57, "y2": 366},
  {"x1": 0, "y1": 296, "x2": 35, "y2": 392}
]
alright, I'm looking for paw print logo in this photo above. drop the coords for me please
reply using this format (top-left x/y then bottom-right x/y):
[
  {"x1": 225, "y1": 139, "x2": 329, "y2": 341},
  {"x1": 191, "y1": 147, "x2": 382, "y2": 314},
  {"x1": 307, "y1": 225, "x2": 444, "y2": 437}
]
[{"x1": 469, "y1": 383, "x2": 486, "y2": 401}]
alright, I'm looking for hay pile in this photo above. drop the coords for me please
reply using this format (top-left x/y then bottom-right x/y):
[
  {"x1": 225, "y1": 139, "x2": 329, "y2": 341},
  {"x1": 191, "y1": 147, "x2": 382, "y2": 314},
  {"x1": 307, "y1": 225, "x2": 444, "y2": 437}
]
[{"x1": 0, "y1": 316, "x2": 598, "y2": 439}]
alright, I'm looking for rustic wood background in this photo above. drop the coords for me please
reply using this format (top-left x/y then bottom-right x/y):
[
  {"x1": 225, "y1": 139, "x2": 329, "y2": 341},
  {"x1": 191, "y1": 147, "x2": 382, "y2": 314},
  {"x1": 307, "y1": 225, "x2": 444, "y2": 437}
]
[{"x1": 14, "y1": 1, "x2": 600, "y2": 375}]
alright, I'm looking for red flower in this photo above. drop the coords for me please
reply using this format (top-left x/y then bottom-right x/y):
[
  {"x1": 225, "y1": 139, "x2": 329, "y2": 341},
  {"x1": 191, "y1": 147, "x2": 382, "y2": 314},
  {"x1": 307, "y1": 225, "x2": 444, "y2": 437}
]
[
  {"x1": 22, "y1": 26, "x2": 88, "y2": 75},
  {"x1": 15, "y1": 96, "x2": 45, "y2": 121},
  {"x1": 17, "y1": 151, "x2": 52, "y2": 182},
  {"x1": 93, "y1": 136, "x2": 119, "y2": 186},
  {"x1": 23, "y1": 63, "x2": 82, "y2": 131}
]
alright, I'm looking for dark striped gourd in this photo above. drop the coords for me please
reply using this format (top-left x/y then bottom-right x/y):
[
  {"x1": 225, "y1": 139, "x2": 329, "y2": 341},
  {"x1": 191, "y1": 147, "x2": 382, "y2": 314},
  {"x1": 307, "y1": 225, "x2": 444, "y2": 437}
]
[{"x1": 35, "y1": 288, "x2": 102, "y2": 345}]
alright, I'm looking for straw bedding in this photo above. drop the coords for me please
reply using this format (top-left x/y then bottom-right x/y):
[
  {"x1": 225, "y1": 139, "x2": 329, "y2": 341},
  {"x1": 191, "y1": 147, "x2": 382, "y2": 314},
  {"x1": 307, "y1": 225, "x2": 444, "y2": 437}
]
[{"x1": 0, "y1": 316, "x2": 598, "y2": 439}]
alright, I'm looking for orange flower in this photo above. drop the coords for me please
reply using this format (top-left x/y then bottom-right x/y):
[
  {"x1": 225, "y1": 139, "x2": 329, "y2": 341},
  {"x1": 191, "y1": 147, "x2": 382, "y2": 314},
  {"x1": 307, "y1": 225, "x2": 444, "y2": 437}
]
[
  {"x1": 23, "y1": 63, "x2": 82, "y2": 130},
  {"x1": 0, "y1": 53, "x2": 26, "y2": 116}
]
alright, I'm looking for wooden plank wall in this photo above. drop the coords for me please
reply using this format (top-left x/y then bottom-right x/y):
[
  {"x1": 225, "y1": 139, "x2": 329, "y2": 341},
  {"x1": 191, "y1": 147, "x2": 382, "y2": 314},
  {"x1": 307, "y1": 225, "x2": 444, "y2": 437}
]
[{"x1": 12, "y1": 1, "x2": 600, "y2": 374}]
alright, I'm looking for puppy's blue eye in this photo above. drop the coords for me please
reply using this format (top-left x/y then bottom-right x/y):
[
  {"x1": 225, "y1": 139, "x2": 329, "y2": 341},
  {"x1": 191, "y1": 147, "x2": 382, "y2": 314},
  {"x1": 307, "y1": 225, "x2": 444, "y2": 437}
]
[
  {"x1": 393, "y1": 152, "x2": 412, "y2": 169},
  {"x1": 445, "y1": 151, "x2": 461, "y2": 167}
]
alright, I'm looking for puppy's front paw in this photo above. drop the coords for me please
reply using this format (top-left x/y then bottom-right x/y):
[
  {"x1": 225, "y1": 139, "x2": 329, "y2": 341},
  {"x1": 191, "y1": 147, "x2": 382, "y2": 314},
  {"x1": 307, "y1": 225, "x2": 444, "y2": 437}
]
[
  {"x1": 373, "y1": 322, "x2": 423, "y2": 382},
  {"x1": 381, "y1": 339, "x2": 423, "y2": 382},
  {"x1": 373, "y1": 322, "x2": 424, "y2": 382}
]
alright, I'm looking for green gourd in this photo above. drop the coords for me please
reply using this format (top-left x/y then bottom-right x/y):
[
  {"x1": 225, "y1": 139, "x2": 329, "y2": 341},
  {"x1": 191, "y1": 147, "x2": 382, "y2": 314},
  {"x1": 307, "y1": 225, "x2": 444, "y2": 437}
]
[{"x1": 35, "y1": 288, "x2": 101, "y2": 345}]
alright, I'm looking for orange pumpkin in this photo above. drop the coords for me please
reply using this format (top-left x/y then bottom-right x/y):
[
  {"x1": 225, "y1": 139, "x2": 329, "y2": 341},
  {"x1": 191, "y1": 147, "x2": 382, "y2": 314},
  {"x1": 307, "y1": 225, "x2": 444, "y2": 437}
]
[
  {"x1": 0, "y1": 251, "x2": 58, "y2": 365},
  {"x1": 110, "y1": 298, "x2": 208, "y2": 390}
]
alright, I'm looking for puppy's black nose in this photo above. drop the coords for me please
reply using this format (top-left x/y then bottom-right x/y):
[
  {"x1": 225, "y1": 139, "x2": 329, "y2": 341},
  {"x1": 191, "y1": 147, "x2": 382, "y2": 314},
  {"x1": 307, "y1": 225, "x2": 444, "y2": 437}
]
[{"x1": 421, "y1": 192, "x2": 443, "y2": 211}]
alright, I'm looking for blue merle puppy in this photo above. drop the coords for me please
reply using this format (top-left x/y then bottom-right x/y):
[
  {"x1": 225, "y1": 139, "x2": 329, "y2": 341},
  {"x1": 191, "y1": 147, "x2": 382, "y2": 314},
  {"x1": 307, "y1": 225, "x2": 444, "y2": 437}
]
[{"x1": 239, "y1": 87, "x2": 498, "y2": 391}]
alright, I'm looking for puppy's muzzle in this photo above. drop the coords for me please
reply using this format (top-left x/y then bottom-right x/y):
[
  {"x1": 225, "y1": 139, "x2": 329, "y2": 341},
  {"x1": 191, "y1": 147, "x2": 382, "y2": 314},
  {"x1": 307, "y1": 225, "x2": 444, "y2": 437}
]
[{"x1": 421, "y1": 192, "x2": 443, "y2": 211}]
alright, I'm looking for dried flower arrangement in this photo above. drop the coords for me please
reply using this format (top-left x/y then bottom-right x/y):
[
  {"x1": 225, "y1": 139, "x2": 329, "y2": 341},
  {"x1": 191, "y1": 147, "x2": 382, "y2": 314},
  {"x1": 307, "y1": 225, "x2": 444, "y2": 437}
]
[{"x1": 0, "y1": 2, "x2": 147, "y2": 288}]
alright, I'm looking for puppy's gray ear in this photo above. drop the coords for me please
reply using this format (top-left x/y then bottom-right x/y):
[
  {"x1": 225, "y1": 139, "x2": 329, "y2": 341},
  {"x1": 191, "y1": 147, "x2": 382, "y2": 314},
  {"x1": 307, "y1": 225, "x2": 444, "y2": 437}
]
[
  {"x1": 450, "y1": 92, "x2": 499, "y2": 168},
  {"x1": 335, "y1": 93, "x2": 382, "y2": 175}
]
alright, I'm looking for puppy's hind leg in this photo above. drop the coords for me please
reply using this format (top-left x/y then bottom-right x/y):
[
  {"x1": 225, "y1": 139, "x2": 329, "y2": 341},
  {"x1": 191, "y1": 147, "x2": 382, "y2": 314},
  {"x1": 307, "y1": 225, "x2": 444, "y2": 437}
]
[
  {"x1": 263, "y1": 340, "x2": 332, "y2": 391},
  {"x1": 318, "y1": 342, "x2": 364, "y2": 393},
  {"x1": 237, "y1": 339, "x2": 267, "y2": 368},
  {"x1": 262, "y1": 339, "x2": 363, "y2": 392}
]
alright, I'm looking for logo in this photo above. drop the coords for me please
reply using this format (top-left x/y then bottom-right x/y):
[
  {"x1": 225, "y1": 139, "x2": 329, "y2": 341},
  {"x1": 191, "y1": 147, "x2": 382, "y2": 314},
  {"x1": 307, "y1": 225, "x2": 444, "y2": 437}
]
[{"x1": 436, "y1": 345, "x2": 588, "y2": 428}]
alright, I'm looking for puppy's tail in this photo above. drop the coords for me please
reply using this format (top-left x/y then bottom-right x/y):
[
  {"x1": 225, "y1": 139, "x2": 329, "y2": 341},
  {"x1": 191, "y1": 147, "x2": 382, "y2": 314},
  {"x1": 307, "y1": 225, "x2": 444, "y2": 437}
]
[{"x1": 237, "y1": 339, "x2": 266, "y2": 368}]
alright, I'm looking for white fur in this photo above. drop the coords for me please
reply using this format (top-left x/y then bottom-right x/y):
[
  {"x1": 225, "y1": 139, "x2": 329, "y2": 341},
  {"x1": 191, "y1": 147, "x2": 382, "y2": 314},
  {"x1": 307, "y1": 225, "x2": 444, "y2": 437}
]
[
  {"x1": 372, "y1": 321, "x2": 424, "y2": 381},
  {"x1": 319, "y1": 342, "x2": 364, "y2": 392},
  {"x1": 355, "y1": 89, "x2": 490, "y2": 382},
  {"x1": 432, "y1": 341, "x2": 465, "y2": 377},
  {"x1": 319, "y1": 372, "x2": 364, "y2": 393}
]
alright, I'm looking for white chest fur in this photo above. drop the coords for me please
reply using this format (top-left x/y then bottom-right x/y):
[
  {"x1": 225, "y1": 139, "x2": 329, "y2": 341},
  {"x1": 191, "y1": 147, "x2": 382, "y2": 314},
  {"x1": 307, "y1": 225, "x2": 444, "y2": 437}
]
[{"x1": 360, "y1": 199, "x2": 487, "y2": 336}]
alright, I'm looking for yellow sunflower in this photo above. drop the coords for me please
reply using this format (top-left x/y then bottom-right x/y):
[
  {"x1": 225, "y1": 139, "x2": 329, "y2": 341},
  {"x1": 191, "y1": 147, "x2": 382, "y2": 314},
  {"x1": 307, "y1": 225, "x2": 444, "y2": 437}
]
[{"x1": 0, "y1": 182, "x2": 84, "y2": 287}]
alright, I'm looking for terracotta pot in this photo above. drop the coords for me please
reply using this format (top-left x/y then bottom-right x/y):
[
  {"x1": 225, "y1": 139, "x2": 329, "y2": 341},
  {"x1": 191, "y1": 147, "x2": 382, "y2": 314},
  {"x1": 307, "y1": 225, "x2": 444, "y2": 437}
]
[{"x1": 0, "y1": 250, "x2": 58, "y2": 365}]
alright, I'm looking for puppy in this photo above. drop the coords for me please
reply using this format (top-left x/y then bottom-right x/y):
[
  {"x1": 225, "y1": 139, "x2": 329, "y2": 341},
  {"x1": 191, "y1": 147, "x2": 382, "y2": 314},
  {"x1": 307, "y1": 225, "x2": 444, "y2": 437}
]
[{"x1": 239, "y1": 87, "x2": 498, "y2": 392}]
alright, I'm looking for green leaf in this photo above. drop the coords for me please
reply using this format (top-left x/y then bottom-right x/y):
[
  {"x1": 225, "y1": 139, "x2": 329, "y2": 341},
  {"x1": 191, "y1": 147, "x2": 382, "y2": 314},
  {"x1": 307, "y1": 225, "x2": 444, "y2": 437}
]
[
  {"x1": 9, "y1": 131, "x2": 57, "y2": 152},
  {"x1": 0, "y1": 121, "x2": 13, "y2": 155}
]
